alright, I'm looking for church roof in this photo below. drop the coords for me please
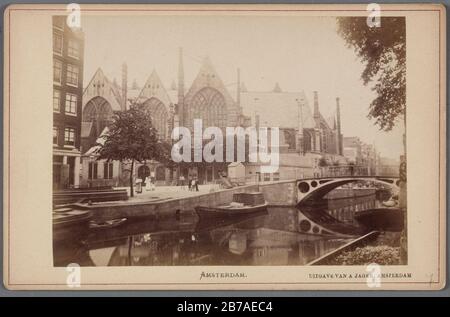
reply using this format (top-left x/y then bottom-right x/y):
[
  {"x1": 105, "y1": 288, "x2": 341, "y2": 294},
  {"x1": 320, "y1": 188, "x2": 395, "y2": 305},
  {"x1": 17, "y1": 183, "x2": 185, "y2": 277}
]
[
  {"x1": 83, "y1": 68, "x2": 123, "y2": 111},
  {"x1": 83, "y1": 127, "x2": 110, "y2": 156},
  {"x1": 238, "y1": 91, "x2": 316, "y2": 129},
  {"x1": 166, "y1": 88, "x2": 178, "y2": 106},
  {"x1": 272, "y1": 82, "x2": 282, "y2": 93},
  {"x1": 184, "y1": 56, "x2": 236, "y2": 107},
  {"x1": 326, "y1": 114, "x2": 336, "y2": 130},
  {"x1": 135, "y1": 70, "x2": 173, "y2": 107}
]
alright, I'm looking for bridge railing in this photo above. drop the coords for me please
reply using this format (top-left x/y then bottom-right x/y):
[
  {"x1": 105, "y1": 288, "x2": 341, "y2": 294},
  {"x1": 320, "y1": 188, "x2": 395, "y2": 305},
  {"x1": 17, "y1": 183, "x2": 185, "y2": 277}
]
[{"x1": 321, "y1": 165, "x2": 399, "y2": 178}]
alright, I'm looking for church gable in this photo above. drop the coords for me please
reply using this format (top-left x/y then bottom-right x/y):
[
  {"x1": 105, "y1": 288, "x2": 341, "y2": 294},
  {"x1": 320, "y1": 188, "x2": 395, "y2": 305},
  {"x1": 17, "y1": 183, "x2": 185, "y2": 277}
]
[
  {"x1": 137, "y1": 70, "x2": 173, "y2": 111},
  {"x1": 83, "y1": 68, "x2": 123, "y2": 111},
  {"x1": 318, "y1": 114, "x2": 332, "y2": 131},
  {"x1": 184, "y1": 57, "x2": 239, "y2": 127}
]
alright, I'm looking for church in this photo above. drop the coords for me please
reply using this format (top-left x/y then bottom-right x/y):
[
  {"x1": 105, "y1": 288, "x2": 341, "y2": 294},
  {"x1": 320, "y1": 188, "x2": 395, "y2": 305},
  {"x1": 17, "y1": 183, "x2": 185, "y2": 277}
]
[{"x1": 79, "y1": 48, "x2": 345, "y2": 187}]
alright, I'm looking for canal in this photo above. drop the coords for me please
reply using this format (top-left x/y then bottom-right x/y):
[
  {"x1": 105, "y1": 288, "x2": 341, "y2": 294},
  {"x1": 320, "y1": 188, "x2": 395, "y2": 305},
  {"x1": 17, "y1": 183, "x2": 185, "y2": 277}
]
[{"x1": 54, "y1": 187, "x2": 390, "y2": 267}]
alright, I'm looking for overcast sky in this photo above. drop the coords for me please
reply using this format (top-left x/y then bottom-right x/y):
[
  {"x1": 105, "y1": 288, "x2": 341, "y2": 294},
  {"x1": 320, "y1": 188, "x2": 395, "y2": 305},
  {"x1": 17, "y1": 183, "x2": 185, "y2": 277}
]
[{"x1": 82, "y1": 15, "x2": 404, "y2": 160}]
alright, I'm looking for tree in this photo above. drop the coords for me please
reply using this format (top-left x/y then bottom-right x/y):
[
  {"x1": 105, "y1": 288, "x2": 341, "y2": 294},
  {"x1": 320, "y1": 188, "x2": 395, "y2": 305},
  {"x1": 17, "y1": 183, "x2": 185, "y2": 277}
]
[
  {"x1": 98, "y1": 104, "x2": 170, "y2": 197},
  {"x1": 318, "y1": 156, "x2": 328, "y2": 168},
  {"x1": 338, "y1": 17, "x2": 407, "y2": 264},
  {"x1": 337, "y1": 17, "x2": 405, "y2": 131}
]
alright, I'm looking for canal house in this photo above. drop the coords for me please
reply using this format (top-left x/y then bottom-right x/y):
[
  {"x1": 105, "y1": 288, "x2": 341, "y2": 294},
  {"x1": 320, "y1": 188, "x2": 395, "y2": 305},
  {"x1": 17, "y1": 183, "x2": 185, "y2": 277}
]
[{"x1": 52, "y1": 16, "x2": 85, "y2": 189}]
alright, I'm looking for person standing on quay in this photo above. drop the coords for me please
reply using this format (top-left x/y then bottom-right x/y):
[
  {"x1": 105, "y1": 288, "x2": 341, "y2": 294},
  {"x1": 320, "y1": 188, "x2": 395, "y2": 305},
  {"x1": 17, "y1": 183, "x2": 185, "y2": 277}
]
[{"x1": 179, "y1": 175, "x2": 185, "y2": 190}]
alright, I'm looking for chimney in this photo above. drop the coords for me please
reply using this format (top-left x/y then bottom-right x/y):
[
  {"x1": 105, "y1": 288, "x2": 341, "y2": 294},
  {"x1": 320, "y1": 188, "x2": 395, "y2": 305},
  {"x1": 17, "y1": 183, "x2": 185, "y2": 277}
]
[
  {"x1": 178, "y1": 47, "x2": 185, "y2": 125},
  {"x1": 336, "y1": 97, "x2": 343, "y2": 155},
  {"x1": 121, "y1": 63, "x2": 127, "y2": 111}
]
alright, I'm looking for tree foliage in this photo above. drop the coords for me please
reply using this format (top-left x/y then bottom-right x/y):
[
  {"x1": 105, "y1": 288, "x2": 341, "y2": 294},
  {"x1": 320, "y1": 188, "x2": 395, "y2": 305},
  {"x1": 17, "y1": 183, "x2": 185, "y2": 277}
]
[
  {"x1": 98, "y1": 104, "x2": 171, "y2": 196},
  {"x1": 98, "y1": 105, "x2": 158, "y2": 162},
  {"x1": 318, "y1": 156, "x2": 328, "y2": 167},
  {"x1": 337, "y1": 17, "x2": 406, "y2": 131}
]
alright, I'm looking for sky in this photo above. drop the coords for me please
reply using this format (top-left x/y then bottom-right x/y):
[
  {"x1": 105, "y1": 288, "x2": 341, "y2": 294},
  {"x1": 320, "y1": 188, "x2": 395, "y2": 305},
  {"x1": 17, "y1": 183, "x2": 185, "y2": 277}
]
[{"x1": 81, "y1": 15, "x2": 404, "y2": 160}]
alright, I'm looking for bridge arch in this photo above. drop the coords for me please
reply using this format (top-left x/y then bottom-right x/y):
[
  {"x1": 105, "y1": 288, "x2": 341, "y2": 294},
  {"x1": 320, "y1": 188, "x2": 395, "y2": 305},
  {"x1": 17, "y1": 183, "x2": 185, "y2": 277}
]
[{"x1": 296, "y1": 176, "x2": 400, "y2": 205}]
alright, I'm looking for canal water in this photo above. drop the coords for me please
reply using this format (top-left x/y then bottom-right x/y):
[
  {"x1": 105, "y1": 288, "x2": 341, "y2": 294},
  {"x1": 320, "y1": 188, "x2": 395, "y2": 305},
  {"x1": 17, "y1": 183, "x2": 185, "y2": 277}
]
[{"x1": 53, "y1": 189, "x2": 388, "y2": 267}]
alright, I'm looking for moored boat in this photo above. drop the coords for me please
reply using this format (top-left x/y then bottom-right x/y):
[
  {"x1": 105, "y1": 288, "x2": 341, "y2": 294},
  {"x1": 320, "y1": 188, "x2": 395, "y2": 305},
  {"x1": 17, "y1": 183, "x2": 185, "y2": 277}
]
[
  {"x1": 89, "y1": 218, "x2": 127, "y2": 230},
  {"x1": 195, "y1": 192, "x2": 268, "y2": 218},
  {"x1": 53, "y1": 208, "x2": 92, "y2": 243}
]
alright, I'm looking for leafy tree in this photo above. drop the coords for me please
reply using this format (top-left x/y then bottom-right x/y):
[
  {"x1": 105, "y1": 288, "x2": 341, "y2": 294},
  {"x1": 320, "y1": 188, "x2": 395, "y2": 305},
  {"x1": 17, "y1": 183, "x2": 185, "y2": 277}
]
[
  {"x1": 318, "y1": 156, "x2": 328, "y2": 167},
  {"x1": 98, "y1": 104, "x2": 170, "y2": 197},
  {"x1": 337, "y1": 17, "x2": 405, "y2": 131}
]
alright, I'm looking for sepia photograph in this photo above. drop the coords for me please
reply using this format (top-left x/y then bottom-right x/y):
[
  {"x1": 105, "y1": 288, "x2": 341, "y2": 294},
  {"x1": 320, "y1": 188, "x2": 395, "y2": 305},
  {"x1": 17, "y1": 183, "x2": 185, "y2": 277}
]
[
  {"x1": 51, "y1": 12, "x2": 407, "y2": 267},
  {"x1": 3, "y1": 3, "x2": 445, "y2": 290}
]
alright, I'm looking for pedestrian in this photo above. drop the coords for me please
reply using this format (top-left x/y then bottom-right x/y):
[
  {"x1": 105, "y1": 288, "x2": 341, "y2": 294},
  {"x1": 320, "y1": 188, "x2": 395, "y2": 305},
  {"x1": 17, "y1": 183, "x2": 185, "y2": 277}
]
[
  {"x1": 194, "y1": 177, "x2": 199, "y2": 192},
  {"x1": 145, "y1": 176, "x2": 152, "y2": 191},
  {"x1": 179, "y1": 175, "x2": 185, "y2": 190},
  {"x1": 135, "y1": 178, "x2": 143, "y2": 194},
  {"x1": 188, "y1": 176, "x2": 192, "y2": 191}
]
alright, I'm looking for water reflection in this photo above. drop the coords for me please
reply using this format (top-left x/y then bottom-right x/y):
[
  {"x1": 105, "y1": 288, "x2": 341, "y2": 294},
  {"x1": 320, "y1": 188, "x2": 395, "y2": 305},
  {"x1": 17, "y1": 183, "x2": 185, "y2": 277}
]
[{"x1": 53, "y1": 190, "x2": 386, "y2": 267}]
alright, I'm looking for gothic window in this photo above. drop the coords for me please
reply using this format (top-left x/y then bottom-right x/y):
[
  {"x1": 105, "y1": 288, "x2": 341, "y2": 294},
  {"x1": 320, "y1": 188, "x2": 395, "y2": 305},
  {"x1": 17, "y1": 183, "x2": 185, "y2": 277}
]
[
  {"x1": 303, "y1": 130, "x2": 313, "y2": 153},
  {"x1": 138, "y1": 165, "x2": 150, "y2": 180},
  {"x1": 83, "y1": 97, "x2": 114, "y2": 134},
  {"x1": 142, "y1": 97, "x2": 168, "y2": 139},
  {"x1": 190, "y1": 87, "x2": 227, "y2": 129},
  {"x1": 155, "y1": 166, "x2": 166, "y2": 181},
  {"x1": 283, "y1": 129, "x2": 296, "y2": 150}
]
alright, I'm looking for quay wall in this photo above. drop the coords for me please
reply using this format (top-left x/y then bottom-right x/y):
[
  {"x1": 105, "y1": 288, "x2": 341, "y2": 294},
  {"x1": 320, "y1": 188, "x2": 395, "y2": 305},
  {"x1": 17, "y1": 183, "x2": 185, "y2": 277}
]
[
  {"x1": 258, "y1": 180, "x2": 298, "y2": 206},
  {"x1": 83, "y1": 180, "x2": 371, "y2": 221},
  {"x1": 86, "y1": 185, "x2": 258, "y2": 221}
]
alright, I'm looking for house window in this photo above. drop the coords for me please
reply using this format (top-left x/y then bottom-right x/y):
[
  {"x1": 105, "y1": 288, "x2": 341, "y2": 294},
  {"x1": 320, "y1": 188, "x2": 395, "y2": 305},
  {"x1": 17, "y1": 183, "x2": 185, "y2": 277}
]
[
  {"x1": 66, "y1": 64, "x2": 79, "y2": 87},
  {"x1": 53, "y1": 32, "x2": 63, "y2": 55},
  {"x1": 68, "y1": 39, "x2": 80, "y2": 59},
  {"x1": 65, "y1": 93, "x2": 77, "y2": 115},
  {"x1": 264, "y1": 173, "x2": 270, "y2": 181},
  {"x1": 53, "y1": 90, "x2": 61, "y2": 112},
  {"x1": 53, "y1": 59, "x2": 62, "y2": 84},
  {"x1": 104, "y1": 162, "x2": 114, "y2": 179},
  {"x1": 88, "y1": 162, "x2": 98, "y2": 180},
  {"x1": 273, "y1": 172, "x2": 280, "y2": 181},
  {"x1": 53, "y1": 127, "x2": 59, "y2": 145},
  {"x1": 64, "y1": 127, "x2": 75, "y2": 146}
]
